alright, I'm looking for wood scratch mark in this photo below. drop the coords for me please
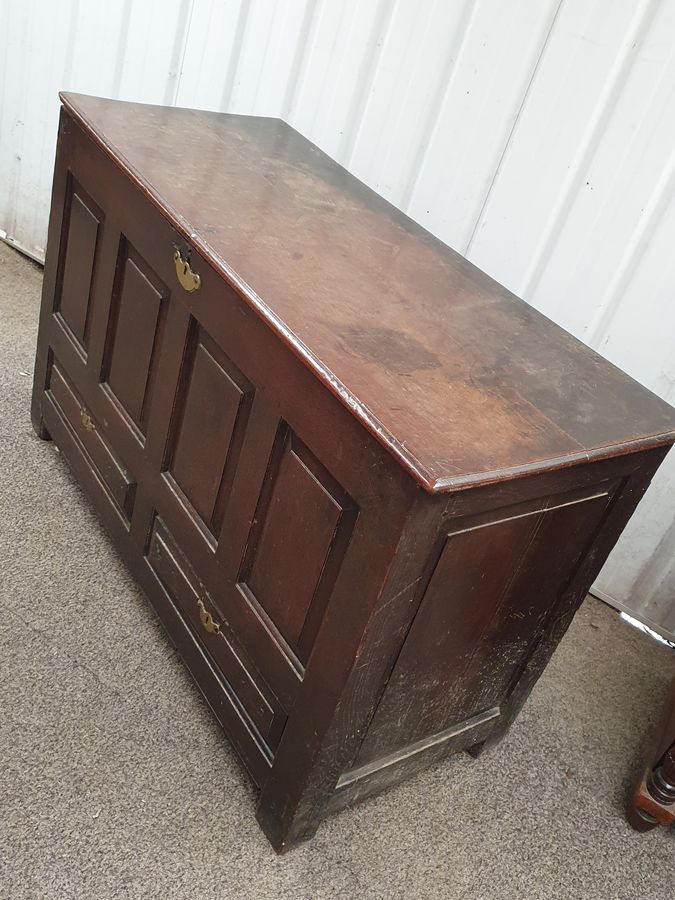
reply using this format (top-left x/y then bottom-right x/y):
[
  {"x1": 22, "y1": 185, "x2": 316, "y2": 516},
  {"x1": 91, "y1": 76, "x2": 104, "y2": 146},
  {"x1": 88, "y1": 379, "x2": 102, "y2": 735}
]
[{"x1": 380, "y1": 576, "x2": 423, "y2": 613}]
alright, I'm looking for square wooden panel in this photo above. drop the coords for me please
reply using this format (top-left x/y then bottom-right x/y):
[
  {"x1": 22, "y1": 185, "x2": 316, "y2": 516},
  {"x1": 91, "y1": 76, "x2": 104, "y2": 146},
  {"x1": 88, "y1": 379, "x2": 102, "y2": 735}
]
[
  {"x1": 53, "y1": 177, "x2": 103, "y2": 357},
  {"x1": 101, "y1": 237, "x2": 168, "y2": 441},
  {"x1": 163, "y1": 319, "x2": 254, "y2": 543},
  {"x1": 353, "y1": 485, "x2": 614, "y2": 768},
  {"x1": 238, "y1": 424, "x2": 358, "y2": 665}
]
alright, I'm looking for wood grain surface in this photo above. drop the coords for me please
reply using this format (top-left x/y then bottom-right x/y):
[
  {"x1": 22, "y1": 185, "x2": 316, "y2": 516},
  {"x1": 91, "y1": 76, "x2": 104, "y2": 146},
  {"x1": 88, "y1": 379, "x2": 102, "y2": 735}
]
[{"x1": 60, "y1": 93, "x2": 675, "y2": 493}]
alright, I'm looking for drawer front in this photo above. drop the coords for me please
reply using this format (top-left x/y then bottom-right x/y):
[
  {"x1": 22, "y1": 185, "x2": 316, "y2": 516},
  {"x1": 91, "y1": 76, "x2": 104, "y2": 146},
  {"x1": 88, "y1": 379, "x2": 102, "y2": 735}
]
[
  {"x1": 45, "y1": 357, "x2": 136, "y2": 522},
  {"x1": 146, "y1": 516, "x2": 286, "y2": 751}
]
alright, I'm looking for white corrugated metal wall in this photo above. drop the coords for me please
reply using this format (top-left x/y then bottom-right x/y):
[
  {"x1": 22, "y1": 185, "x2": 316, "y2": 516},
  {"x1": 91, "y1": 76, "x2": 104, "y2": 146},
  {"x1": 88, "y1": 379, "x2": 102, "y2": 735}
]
[{"x1": 1, "y1": 0, "x2": 674, "y2": 637}]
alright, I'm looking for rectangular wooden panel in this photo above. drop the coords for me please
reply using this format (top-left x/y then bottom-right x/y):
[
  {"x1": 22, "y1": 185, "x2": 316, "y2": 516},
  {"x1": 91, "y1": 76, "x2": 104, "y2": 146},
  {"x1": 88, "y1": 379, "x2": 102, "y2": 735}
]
[
  {"x1": 448, "y1": 490, "x2": 614, "y2": 722},
  {"x1": 46, "y1": 357, "x2": 135, "y2": 521},
  {"x1": 102, "y1": 239, "x2": 167, "y2": 437},
  {"x1": 54, "y1": 181, "x2": 102, "y2": 352},
  {"x1": 146, "y1": 515, "x2": 286, "y2": 751},
  {"x1": 354, "y1": 488, "x2": 613, "y2": 767},
  {"x1": 166, "y1": 323, "x2": 254, "y2": 537},
  {"x1": 239, "y1": 424, "x2": 357, "y2": 662}
]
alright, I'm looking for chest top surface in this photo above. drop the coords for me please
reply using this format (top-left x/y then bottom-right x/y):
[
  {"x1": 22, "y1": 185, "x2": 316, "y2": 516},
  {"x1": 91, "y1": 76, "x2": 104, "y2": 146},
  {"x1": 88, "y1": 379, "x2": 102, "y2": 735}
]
[{"x1": 59, "y1": 92, "x2": 675, "y2": 492}]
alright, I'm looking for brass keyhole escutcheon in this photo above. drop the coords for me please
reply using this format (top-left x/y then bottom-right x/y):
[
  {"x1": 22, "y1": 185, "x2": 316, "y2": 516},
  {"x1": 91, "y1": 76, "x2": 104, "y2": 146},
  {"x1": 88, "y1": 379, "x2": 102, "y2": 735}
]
[
  {"x1": 197, "y1": 598, "x2": 219, "y2": 634},
  {"x1": 174, "y1": 249, "x2": 201, "y2": 292},
  {"x1": 80, "y1": 409, "x2": 95, "y2": 432}
]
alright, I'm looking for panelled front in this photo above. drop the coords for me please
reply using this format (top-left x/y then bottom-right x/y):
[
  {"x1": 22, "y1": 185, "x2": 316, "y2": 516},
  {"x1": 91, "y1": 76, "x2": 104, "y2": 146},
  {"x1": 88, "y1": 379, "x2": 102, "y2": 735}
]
[
  {"x1": 238, "y1": 424, "x2": 357, "y2": 664},
  {"x1": 164, "y1": 321, "x2": 254, "y2": 542},
  {"x1": 102, "y1": 238, "x2": 169, "y2": 440},
  {"x1": 350, "y1": 484, "x2": 616, "y2": 771},
  {"x1": 37, "y1": 114, "x2": 376, "y2": 771},
  {"x1": 33, "y1": 96, "x2": 675, "y2": 850},
  {"x1": 53, "y1": 178, "x2": 103, "y2": 356}
]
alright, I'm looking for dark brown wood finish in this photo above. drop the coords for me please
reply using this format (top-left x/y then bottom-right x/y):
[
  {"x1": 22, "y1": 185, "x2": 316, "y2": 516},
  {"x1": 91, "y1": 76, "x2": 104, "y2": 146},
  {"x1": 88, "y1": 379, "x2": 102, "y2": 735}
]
[{"x1": 31, "y1": 94, "x2": 675, "y2": 851}]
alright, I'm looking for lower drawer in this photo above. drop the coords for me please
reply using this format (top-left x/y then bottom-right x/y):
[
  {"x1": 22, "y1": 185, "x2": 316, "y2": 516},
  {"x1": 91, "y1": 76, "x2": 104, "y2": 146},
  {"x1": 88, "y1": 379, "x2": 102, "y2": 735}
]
[
  {"x1": 146, "y1": 515, "x2": 287, "y2": 752},
  {"x1": 46, "y1": 358, "x2": 136, "y2": 521}
]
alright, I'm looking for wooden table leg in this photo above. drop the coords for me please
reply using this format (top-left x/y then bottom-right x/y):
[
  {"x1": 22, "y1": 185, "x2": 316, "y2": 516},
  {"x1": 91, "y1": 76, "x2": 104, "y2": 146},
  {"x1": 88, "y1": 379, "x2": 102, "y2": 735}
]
[{"x1": 628, "y1": 672, "x2": 675, "y2": 832}]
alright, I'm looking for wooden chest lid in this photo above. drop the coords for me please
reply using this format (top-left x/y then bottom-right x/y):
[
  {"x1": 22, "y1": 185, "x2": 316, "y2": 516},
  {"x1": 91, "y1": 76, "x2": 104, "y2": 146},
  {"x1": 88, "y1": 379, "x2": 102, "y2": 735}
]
[{"x1": 60, "y1": 92, "x2": 675, "y2": 493}]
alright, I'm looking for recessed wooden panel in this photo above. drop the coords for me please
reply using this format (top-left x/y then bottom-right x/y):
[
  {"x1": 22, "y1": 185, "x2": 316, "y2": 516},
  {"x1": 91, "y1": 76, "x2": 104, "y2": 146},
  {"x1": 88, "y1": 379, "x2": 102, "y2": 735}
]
[
  {"x1": 239, "y1": 426, "x2": 357, "y2": 661},
  {"x1": 167, "y1": 324, "x2": 253, "y2": 536},
  {"x1": 54, "y1": 183, "x2": 102, "y2": 352},
  {"x1": 103, "y1": 240, "x2": 167, "y2": 436},
  {"x1": 355, "y1": 488, "x2": 613, "y2": 767}
]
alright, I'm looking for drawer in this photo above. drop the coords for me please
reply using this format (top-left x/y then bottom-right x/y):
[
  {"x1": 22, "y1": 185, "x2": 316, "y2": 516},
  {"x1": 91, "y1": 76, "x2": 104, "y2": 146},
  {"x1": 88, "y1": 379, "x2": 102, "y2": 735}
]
[
  {"x1": 46, "y1": 359, "x2": 136, "y2": 521},
  {"x1": 146, "y1": 515, "x2": 287, "y2": 752}
]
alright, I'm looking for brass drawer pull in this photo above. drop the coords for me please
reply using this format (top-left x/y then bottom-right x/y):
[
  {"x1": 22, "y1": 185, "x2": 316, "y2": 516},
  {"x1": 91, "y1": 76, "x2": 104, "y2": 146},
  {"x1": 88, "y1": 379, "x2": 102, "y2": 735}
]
[
  {"x1": 174, "y1": 250, "x2": 201, "y2": 292},
  {"x1": 80, "y1": 408, "x2": 95, "y2": 432},
  {"x1": 197, "y1": 598, "x2": 219, "y2": 634}
]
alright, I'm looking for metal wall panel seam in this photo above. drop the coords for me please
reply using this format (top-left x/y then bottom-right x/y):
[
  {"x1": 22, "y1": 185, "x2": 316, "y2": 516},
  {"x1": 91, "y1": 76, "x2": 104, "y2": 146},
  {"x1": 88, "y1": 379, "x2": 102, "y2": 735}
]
[
  {"x1": 631, "y1": 520, "x2": 675, "y2": 616},
  {"x1": 28, "y1": 3, "x2": 61, "y2": 257},
  {"x1": 163, "y1": 0, "x2": 195, "y2": 106},
  {"x1": 464, "y1": 0, "x2": 564, "y2": 257},
  {"x1": 280, "y1": 0, "x2": 318, "y2": 122},
  {"x1": 61, "y1": 0, "x2": 80, "y2": 90},
  {"x1": 1, "y1": 0, "x2": 28, "y2": 240},
  {"x1": 586, "y1": 145, "x2": 675, "y2": 349},
  {"x1": 398, "y1": 0, "x2": 478, "y2": 212},
  {"x1": 220, "y1": 0, "x2": 252, "y2": 112},
  {"x1": 519, "y1": 0, "x2": 661, "y2": 300},
  {"x1": 590, "y1": 587, "x2": 675, "y2": 644},
  {"x1": 338, "y1": 0, "x2": 397, "y2": 167},
  {"x1": 110, "y1": 0, "x2": 133, "y2": 98},
  {"x1": 247, "y1": 0, "x2": 281, "y2": 113}
]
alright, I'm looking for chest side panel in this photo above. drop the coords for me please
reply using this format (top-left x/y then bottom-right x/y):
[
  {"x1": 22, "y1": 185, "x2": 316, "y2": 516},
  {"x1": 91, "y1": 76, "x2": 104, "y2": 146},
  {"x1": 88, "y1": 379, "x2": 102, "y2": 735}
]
[{"x1": 351, "y1": 484, "x2": 615, "y2": 770}]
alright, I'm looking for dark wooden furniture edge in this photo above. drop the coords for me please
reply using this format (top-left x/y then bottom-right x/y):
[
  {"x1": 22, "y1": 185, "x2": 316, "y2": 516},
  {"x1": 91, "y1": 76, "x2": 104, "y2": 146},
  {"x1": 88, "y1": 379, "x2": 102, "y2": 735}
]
[
  {"x1": 30, "y1": 96, "x2": 675, "y2": 854},
  {"x1": 58, "y1": 92, "x2": 675, "y2": 496}
]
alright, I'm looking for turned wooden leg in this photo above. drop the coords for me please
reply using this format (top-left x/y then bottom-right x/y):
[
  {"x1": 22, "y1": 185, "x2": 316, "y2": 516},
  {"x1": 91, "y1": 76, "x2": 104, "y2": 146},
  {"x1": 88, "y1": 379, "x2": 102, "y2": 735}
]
[
  {"x1": 627, "y1": 803, "x2": 660, "y2": 832},
  {"x1": 628, "y1": 741, "x2": 675, "y2": 832},
  {"x1": 627, "y1": 668, "x2": 675, "y2": 833},
  {"x1": 647, "y1": 743, "x2": 675, "y2": 807}
]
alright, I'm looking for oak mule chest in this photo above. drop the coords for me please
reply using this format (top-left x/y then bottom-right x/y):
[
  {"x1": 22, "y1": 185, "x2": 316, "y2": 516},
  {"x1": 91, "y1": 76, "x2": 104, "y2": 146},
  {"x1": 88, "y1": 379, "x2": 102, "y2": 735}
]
[{"x1": 32, "y1": 93, "x2": 675, "y2": 851}]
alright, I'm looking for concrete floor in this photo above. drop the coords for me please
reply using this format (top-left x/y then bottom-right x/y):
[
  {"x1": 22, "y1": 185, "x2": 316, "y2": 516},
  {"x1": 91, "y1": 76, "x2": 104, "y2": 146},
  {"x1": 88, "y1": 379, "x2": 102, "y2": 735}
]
[{"x1": 1, "y1": 238, "x2": 674, "y2": 899}]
